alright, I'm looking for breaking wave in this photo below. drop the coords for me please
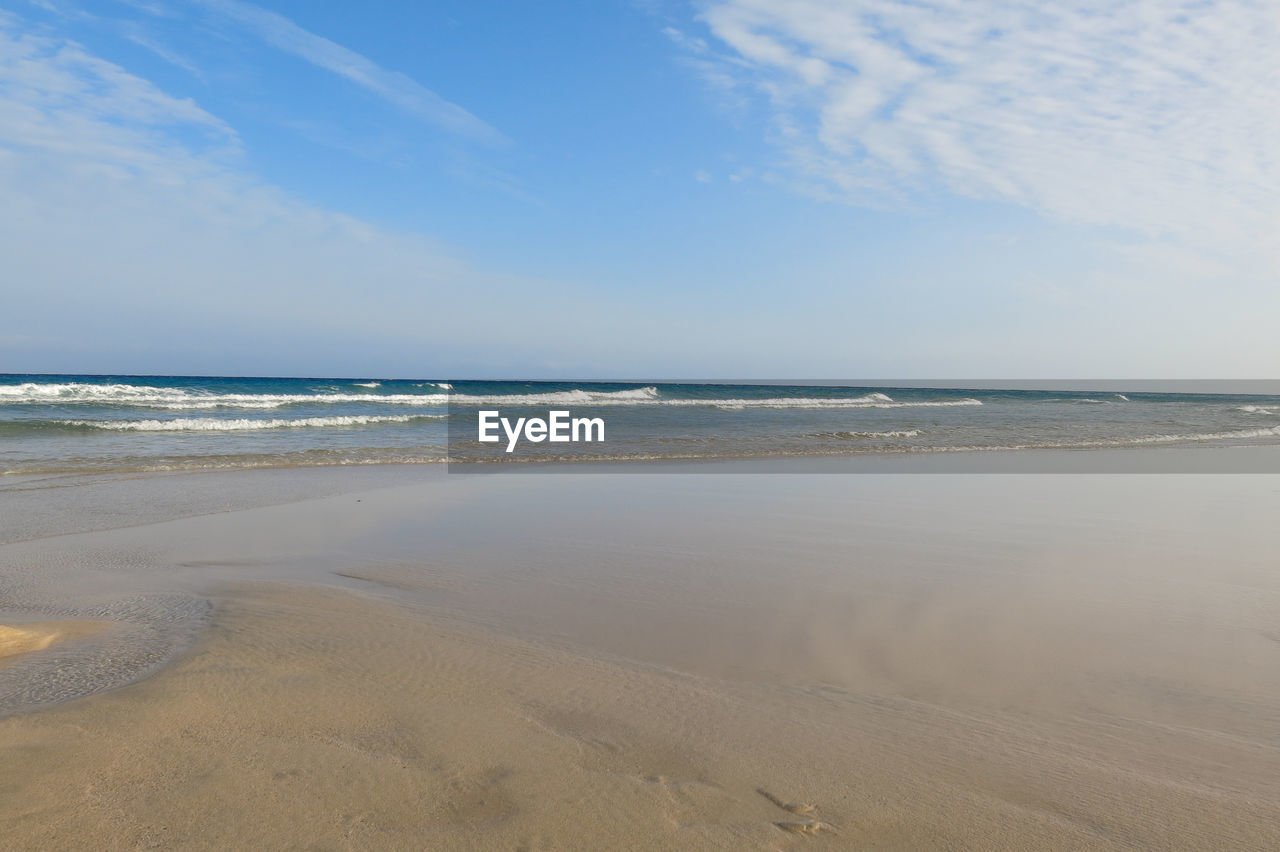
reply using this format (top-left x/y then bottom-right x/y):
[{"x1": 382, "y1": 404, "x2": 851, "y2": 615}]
[
  {"x1": 657, "y1": 393, "x2": 979, "y2": 409},
  {"x1": 60, "y1": 415, "x2": 445, "y2": 432},
  {"x1": 0, "y1": 382, "x2": 980, "y2": 410},
  {"x1": 1130, "y1": 425, "x2": 1280, "y2": 444},
  {"x1": 0, "y1": 382, "x2": 448, "y2": 409}
]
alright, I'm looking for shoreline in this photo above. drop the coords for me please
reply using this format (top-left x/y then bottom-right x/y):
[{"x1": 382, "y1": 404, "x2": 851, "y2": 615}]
[
  {"x1": 449, "y1": 441, "x2": 1280, "y2": 473},
  {"x1": 5, "y1": 439, "x2": 1280, "y2": 485}
]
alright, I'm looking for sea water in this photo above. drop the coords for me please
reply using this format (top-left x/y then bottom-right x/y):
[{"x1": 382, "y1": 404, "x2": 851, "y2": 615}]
[{"x1": 2, "y1": 375, "x2": 1279, "y2": 475}]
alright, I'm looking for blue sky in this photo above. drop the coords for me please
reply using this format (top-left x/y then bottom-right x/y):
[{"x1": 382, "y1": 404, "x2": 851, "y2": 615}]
[{"x1": 1, "y1": 0, "x2": 1277, "y2": 378}]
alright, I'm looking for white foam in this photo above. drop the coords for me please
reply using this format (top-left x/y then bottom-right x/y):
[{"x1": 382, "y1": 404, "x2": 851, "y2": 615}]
[
  {"x1": 947, "y1": 424, "x2": 1280, "y2": 452},
  {"x1": 460, "y1": 386, "x2": 662, "y2": 405},
  {"x1": 837, "y1": 429, "x2": 923, "y2": 438},
  {"x1": 2, "y1": 381, "x2": 980, "y2": 410},
  {"x1": 353, "y1": 381, "x2": 381, "y2": 388},
  {"x1": 0, "y1": 382, "x2": 450, "y2": 408},
  {"x1": 62, "y1": 414, "x2": 444, "y2": 432},
  {"x1": 1040, "y1": 396, "x2": 1125, "y2": 404},
  {"x1": 1237, "y1": 405, "x2": 1279, "y2": 415},
  {"x1": 805, "y1": 429, "x2": 924, "y2": 439},
  {"x1": 444, "y1": 389, "x2": 976, "y2": 409},
  {"x1": 1133, "y1": 425, "x2": 1280, "y2": 443},
  {"x1": 651, "y1": 396, "x2": 980, "y2": 409},
  {"x1": 0, "y1": 382, "x2": 200, "y2": 402}
]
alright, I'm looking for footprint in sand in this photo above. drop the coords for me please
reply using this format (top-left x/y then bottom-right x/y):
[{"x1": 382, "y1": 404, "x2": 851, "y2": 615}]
[
  {"x1": 757, "y1": 788, "x2": 831, "y2": 836},
  {"x1": 775, "y1": 819, "x2": 827, "y2": 835}
]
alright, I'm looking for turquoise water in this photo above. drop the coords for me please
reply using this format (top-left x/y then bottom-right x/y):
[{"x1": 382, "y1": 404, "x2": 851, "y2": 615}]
[{"x1": 2, "y1": 375, "x2": 1279, "y2": 474}]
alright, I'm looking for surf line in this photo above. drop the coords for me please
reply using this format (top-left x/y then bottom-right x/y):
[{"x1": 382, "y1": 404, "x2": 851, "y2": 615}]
[{"x1": 478, "y1": 410, "x2": 605, "y2": 453}]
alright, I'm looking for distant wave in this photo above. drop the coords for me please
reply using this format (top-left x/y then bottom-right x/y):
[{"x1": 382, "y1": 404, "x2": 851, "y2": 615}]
[
  {"x1": 0, "y1": 382, "x2": 451, "y2": 409},
  {"x1": 1238, "y1": 405, "x2": 1279, "y2": 416},
  {"x1": 60, "y1": 414, "x2": 445, "y2": 432},
  {"x1": 460, "y1": 386, "x2": 662, "y2": 405},
  {"x1": 676, "y1": 396, "x2": 980, "y2": 410},
  {"x1": 0, "y1": 381, "x2": 658, "y2": 408},
  {"x1": 0, "y1": 382, "x2": 311, "y2": 409},
  {"x1": 1023, "y1": 395, "x2": 1128, "y2": 404},
  {"x1": 0, "y1": 382, "x2": 980, "y2": 410},
  {"x1": 648, "y1": 392, "x2": 981, "y2": 410},
  {"x1": 449, "y1": 389, "x2": 981, "y2": 409},
  {"x1": 353, "y1": 381, "x2": 381, "y2": 388}
]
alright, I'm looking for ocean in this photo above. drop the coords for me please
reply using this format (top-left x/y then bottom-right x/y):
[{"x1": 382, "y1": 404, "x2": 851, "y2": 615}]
[{"x1": 2, "y1": 375, "x2": 1280, "y2": 475}]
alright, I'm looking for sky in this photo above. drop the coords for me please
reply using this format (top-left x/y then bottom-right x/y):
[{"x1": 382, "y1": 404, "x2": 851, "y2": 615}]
[{"x1": 0, "y1": 0, "x2": 1277, "y2": 378}]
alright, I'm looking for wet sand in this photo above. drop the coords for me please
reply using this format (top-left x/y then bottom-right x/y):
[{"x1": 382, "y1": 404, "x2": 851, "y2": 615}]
[
  {"x1": 0, "y1": 623, "x2": 102, "y2": 665},
  {"x1": 1, "y1": 465, "x2": 1279, "y2": 848}
]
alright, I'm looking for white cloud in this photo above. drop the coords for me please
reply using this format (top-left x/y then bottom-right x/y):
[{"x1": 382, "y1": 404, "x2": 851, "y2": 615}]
[
  {"x1": 661, "y1": 25, "x2": 710, "y2": 54},
  {"x1": 0, "y1": 20, "x2": 236, "y2": 168},
  {"x1": 121, "y1": 26, "x2": 205, "y2": 79},
  {"x1": 0, "y1": 19, "x2": 575, "y2": 374},
  {"x1": 197, "y1": 0, "x2": 506, "y2": 146},
  {"x1": 3, "y1": 16, "x2": 787, "y2": 378},
  {"x1": 4, "y1": 8, "x2": 1278, "y2": 376},
  {"x1": 692, "y1": 0, "x2": 1280, "y2": 262}
]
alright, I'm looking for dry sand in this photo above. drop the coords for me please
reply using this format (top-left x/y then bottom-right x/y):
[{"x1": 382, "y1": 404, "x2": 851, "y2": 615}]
[{"x1": 1, "y1": 467, "x2": 1279, "y2": 849}]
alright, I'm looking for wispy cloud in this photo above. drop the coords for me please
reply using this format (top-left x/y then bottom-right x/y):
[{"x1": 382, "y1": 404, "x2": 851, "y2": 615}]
[
  {"x1": 25, "y1": 0, "x2": 65, "y2": 15},
  {"x1": 0, "y1": 17, "x2": 632, "y2": 375},
  {"x1": 0, "y1": 17, "x2": 517, "y2": 369},
  {"x1": 120, "y1": 24, "x2": 205, "y2": 79},
  {"x1": 686, "y1": 0, "x2": 1280, "y2": 260},
  {"x1": 196, "y1": 0, "x2": 506, "y2": 147},
  {"x1": 0, "y1": 17, "x2": 236, "y2": 169}
]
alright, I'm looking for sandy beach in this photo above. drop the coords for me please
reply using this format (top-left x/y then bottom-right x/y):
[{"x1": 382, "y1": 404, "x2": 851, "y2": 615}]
[
  {"x1": 2, "y1": 465, "x2": 1279, "y2": 849},
  {"x1": 6, "y1": 0, "x2": 1278, "y2": 845}
]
